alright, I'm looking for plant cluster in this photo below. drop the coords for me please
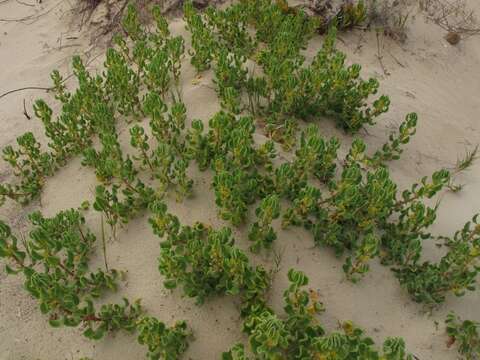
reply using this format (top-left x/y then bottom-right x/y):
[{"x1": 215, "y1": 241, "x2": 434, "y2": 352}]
[
  {"x1": 0, "y1": 132, "x2": 55, "y2": 205},
  {"x1": 248, "y1": 194, "x2": 280, "y2": 253},
  {"x1": 223, "y1": 269, "x2": 414, "y2": 359},
  {"x1": 78, "y1": 9, "x2": 193, "y2": 237},
  {"x1": 446, "y1": 312, "x2": 480, "y2": 360},
  {"x1": 80, "y1": 95, "x2": 192, "y2": 238},
  {"x1": 186, "y1": 112, "x2": 276, "y2": 226},
  {"x1": 0, "y1": 209, "x2": 132, "y2": 338},
  {"x1": 137, "y1": 316, "x2": 191, "y2": 360},
  {"x1": 184, "y1": 0, "x2": 391, "y2": 148},
  {"x1": 0, "y1": 2, "x2": 479, "y2": 359},
  {"x1": 184, "y1": 104, "x2": 479, "y2": 303},
  {"x1": 393, "y1": 214, "x2": 480, "y2": 304},
  {"x1": 0, "y1": 209, "x2": 190, "y2": 359},
  {"x1": 0, "y1": 58, "x2": 103, "y2": 205},
  {"x1": 172, "y1": 83, "x2": 479, "y2": 303},
  {"x1": 1, "y1": 3, "x2": 186, "y2": 208},
  {"x1": 149, "y1": 200, "x2": 270, "y2": 307},
  {"x1": 281, "y1": 126, "x2": 480, "y2": 298},
  {"x1": 306, "y1": 0, "x2": 368, "y2": 33},
  {"x1": 149, "y1": 207, "x2": 415, "y2": 359}
]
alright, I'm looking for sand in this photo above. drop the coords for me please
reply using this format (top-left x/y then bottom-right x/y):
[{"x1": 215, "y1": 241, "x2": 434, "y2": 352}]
[{"x1": 0, "y1": 0, "x2": 479, "y2": 359}]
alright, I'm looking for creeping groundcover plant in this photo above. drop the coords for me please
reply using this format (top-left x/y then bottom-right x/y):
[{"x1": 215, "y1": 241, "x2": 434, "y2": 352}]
[{"x1": 1, "y1": 1, "x2": 479, "y2": 359}]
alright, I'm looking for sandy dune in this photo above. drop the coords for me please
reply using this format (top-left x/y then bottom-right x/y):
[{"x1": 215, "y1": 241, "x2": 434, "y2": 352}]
[{"x1": 0, "y1": 0, "x2": 479, "y2": 359}]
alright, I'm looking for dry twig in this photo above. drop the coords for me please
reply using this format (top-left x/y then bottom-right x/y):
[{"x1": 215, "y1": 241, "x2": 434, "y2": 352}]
[{"x1": 22, "y1": 99, "x2": 31, "y2": 120}]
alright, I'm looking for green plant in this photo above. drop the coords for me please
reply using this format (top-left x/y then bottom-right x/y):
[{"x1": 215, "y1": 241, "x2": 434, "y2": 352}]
[
  {"x1": 304, "y1": 0, "x2": 368, "y2": 34},
  {"x1": 214, "y1": 48, "x2": 248, "y2": 114},
  {"x1": 205, "y1": 4, "x2": 257, "y2": 57},
  {"x1": 213, "y1": 168, "x2": 254, "y2": 225},
  {"x1": 104, "y1": 47, "x2": 142, "y2": 118},
  {"x1": 183, "y1": 0, "x2": 387, "y2": 142},
  {"x1": 225, "y1": 269, "x2": 413, "y2": 359},
  {"x1": 0, "y1": 209, "x2": 141, "y2": 339},
  {"x1": 33, "y1": 98, "x2": 93, "y2": 164},
  {"x1": 276, "y1": 130, "x2": 452, "y2": 285},
  {"x1": 222, "y1": 343, "x2": 250, "y2": 360},
  {"x1": 255, "y1": 118, "x2": 476, "y2": 290},
  {"x1": 179, "y1": 106, "x2": 479, "y2": 297},
  {"x1": 82, "y1": 116, "x2": 155, "y2": 237},
  {"x1": 447, "y1": 145, "x2": 479, "y2": 192},
  {"x1": 446, "y1": 312, "x2": 480, "y2": 360},
  {"x1": 186, "y1": 112, "x2": 274, "y2": 225},
  {"x1": 345, "y1": 113, "x2": 418, "y2": 169},
  {"x1": 93, "y1": 181, "x2": 155, "y2": 240},
  {"x1": 371, "y1": 113, "x2": 418, "y2": 165},
  {"x1": 0, "y1": 55, "x2": 110, "y2": 207},
  {"x1": 149, "y1": 200, "x2": 270, "y2": 305},
  {"x1": 248, "y1": 194, "x2": 281, "y2": 252},
  {"x1": 309, "y1": 27, "x2": 390, "y2": 132},
  {"x1": 1, "y1": 132, "x2": 55, "y2": 204},
  {"x1": 117, "y1": 4, "x2": 185, "y2": 91},
  {"x1": 245, "y1": 310, "x2": 290, "y2": 358},
  {"x1": 282, "y1": 185, "x2": 321, "y2": 229},
  {"x1": 238, "y1": 269, "x2": 324, "y2": 359},
  {"x1": 184, "y1": 1, "x2": 256, "y2": 73},
  {"x1": 137, "y1": 316, "x2": 191, "y2": 360},
  {"x1": 144, "y1": 49, "x2": 171, "y2": 96},
  {"x1": 184, "y1": 1, "x2": 217, "y2": 72},
  {"x1": 129, "y1": 124, "x2": 191, "y2": 201},
  {"x1": 0, "y1": 0, "x2": 406, "y2": 211},
  {"x1": 293, "y1": 124, "x2": 340, "y2": 183},
  {"x1": 245, "y1": 0, "x2": 316, "y2": 50},
  {"x1": 80, "y1": 101, "x2": 186, "y2": 237},
  {"x1": 180, "y1": 104, "x2": 479, "y2": 302},
  {"x1": 45, "y1": 56, "x2": 105, "y2": 161},
  {"x1": 313, "y1": 322, "x2": 413, "y2": 360},
  {"x1": 393, "y1": 214, "x2": 480, "y2": 305},
  {"x1": 0, "y1": 5, "x2": 191, "y2": 208},
  {"x1": 0, "y1": 208, "x2": 192, "y2": 356},
  {"x1": 381, "y1": 169, "x2": 451, "y2": 266},
  {"x1": 336, "y1": 1, "x2": 368, "y2": 30},
  {"x1": 82, "y1": 120, "x2": 124, "y2": 183},
  {"x1": 80, "y1": 93, "x2": 192, "y2": 238},
  {"x1": 166, "y1": 36, "x2": 185, "y2": 83},
  {"x1": 139, "y1": 93, "x2": 193, "y2": 200},
  {"x1": 130, "y1": 124, "x2": 156, "y2": 174},
  {"x1": 143, "y1": 92, "x2": 187, "y2": 149}
]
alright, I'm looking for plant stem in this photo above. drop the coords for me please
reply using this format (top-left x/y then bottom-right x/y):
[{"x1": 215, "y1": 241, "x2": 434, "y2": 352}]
[{"x1": 101, "y1": 214, "x2": 109, "y2": 272}]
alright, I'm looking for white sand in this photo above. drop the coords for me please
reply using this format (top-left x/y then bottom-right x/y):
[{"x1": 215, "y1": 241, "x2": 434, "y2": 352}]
[{"x1": 0, "y1": 1, "x2": 479, "y2": 359}]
